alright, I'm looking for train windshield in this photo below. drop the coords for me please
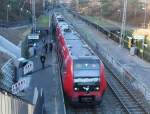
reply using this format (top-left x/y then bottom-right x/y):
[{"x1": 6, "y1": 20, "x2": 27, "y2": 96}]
[
  {"x1": 73, "y1": 59, "x2": 100, "y2": 91},
  {"x1": 74, "y1": 60, "x2": 100, "y2": 78},
  {"x1": 73, "y1": 59, "x2": 100, "y2": 84}
]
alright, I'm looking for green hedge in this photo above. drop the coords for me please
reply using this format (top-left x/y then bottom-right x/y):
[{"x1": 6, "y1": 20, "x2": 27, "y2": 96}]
[{"x1": 37, "y1": 15, "x2": 50, "y2": 28}]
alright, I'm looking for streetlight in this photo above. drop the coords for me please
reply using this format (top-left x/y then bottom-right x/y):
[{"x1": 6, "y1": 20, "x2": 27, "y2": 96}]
[
  {"x1": 6, "y1": 4, "x2": 10, "y2": 22},
  {"x1": 32, "y1": 0, "x2": 36, "y2": 33},
  {"x1": 20, "y1": 7, "x2": 23, "y2": 16},
  {"x1": 143, "y1": 0, "x2": 147, "y2": 28},
  {"x1": 120, "y1": 0, "x2": 127, "y2": 47}
]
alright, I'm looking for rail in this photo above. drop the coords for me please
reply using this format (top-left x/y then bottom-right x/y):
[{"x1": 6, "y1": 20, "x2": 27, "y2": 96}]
[
  {"x1": 68, "y1": 10, "x2": 120, "y2": 42},
  {"x1": 80, "y1": 27, "x2": 148, "y2": 114},
  {"x1": 63, "y1": 12, "x2": 149, "y2": 113},
  {"x1": 66, "y1": 9, "x2": 150, "y2": 110},
  {"x1": 68, "y1": 9, "x2": 150, "y2": 63}
]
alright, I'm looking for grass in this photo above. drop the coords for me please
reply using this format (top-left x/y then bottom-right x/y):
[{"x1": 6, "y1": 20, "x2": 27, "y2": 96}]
[{"x1": 37, "y1": 15, "x2": 50, "y2": 28}]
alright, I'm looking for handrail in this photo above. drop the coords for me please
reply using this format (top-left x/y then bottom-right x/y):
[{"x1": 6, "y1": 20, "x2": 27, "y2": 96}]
[{"x1": 0, "y1": 90, "x2": 35, "y2": 114}]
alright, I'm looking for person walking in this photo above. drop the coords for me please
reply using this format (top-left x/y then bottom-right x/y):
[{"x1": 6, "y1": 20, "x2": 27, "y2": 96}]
[
  {"x1": 49, "y1": 41, "x2": 53, "y2": 52},
  {"x1": 40, "y1": 54, "x2": 46, "y2": 68},
  {"x1": 45, "y1": 43, "x2": 48, "y2": 54},
  {"x1": 33, "y1": 43, "x2": 37, "y2": 56}
]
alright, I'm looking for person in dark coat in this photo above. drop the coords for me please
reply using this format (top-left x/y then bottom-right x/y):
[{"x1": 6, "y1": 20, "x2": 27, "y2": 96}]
[
  {"x1": 40, "y1": 55, "x2": 46, "y2": 68},
  {"x1": 49, "y1": 41, "x2": 53, "y2": 52},
  {"x1": 45, "y1": 43, "x2": 48, "y2": 54}
]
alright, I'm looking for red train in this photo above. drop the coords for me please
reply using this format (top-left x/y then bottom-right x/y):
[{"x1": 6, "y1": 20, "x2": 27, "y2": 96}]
[{"x1": 52, "y1": 13, "x2": 107, "y2": 105}]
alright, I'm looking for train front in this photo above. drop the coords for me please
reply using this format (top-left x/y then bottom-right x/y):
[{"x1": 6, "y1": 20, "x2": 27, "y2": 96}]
[{"x1": 70, "y1": 58, "x2": 106, "y2": 105}]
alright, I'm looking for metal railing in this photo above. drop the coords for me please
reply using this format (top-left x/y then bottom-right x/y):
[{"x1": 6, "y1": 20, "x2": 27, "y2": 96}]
[
  {"x1": 0, "y1": 91, "x2": 34, "y2": 114},
  {"x1": 1, "y1": 59, "x2": 15, "y2": 92}
]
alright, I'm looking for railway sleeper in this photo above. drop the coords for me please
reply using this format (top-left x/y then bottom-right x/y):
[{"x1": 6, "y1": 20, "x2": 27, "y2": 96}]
[{"x1": 64, "y1": 12, "x2": 148, "y2": 113}]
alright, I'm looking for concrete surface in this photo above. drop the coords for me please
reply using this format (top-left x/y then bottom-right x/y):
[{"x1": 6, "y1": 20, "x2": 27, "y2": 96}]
[{"x1": 20, "y1": 33, "x2": 66, "y2": 114}]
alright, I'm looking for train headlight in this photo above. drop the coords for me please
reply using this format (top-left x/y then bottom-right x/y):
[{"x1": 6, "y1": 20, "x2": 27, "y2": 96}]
[
  {"x1": 74, "y1": 87, "x2": 78, "y2": 91},
  {"x1": 96, "y1": 87, "x2": 99, "y2": 90}
]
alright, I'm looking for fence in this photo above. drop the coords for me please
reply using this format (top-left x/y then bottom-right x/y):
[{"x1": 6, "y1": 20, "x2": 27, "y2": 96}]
[
  {"x1": 0, "y1": 91, "x2": 34, "y2": 114},
  {"x1": 0, "y1": 58, "x2": 44, "y2": 114},
  {"x1": 1, "y1": 59, "x2": 16, "y2": 92}
]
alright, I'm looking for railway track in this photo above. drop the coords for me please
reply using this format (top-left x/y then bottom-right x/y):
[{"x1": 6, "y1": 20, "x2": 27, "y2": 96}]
[
  {"x1": 105, "y1": 68, "x2": 146, "y2": 114},
  {"x1": 62, "y1": 10, "x2": 148, "y2": 114},
  {"x1": 67, "y1": 106, "x2": 102, "y2": 114},
  {"x1": 65, "y1": 86, "x2": 127, "y2": 114},
  {"x1": 52, "y1": 9, "x2": 126, "y2": 114}
]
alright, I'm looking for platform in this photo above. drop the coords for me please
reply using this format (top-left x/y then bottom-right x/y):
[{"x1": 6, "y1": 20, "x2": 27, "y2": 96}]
[{"x1": 18, "y1": 34, "x2": 66, "y2": 114}]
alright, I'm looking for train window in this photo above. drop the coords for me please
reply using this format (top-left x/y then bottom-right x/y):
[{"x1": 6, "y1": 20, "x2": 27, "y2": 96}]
[
  {"x1": 73, "y1": 60, "x2": 100, "y2": 78},
  {"x1": 74, "y1": 63, "x2": 99, "y2": 70},
  {"x1": 57, "y1": 18, "x2": 64, "y2": 22},
  {"x1": 64, "y1": 28, "x2": 71, "y2": 32}
]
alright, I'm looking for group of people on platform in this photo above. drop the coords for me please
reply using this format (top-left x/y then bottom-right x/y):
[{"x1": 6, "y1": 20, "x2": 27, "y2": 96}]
[{"x1": 40, "y1": 39, "x2": 53, "y2": 69}]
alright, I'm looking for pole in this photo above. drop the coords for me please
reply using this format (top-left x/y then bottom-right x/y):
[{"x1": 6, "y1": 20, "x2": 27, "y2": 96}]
[
  {"x1": 49, "y1": 15, "x2": 51, "y2": 28},
  {"x1": 120, "y1": 0, "x2": 127, "y2": 47},
  {"x1": 7, "y1": 7, "x2": 8, "y2": 22},
  {"x1": 32, "y1": 0, "x2": 36, "y2": 33},
  {"x1": 6, "y1": 5, "x2": 10, "y2": 22},
  {"x1": 43, "y1": 0, "x2": 45, "y2": 11},
  {"x1": 144, "y1": 0, "x2": 147, "y2": 28}
]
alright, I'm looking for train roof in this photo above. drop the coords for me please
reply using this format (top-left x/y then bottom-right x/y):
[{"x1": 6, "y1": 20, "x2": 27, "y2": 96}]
[{"x1": 55, "y1": 14, "x2": 99, "y2": 60}]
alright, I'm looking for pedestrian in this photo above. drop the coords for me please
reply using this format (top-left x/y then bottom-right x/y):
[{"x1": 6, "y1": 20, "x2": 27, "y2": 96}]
[
  {"x1": 33, "y1": 43, "x2": 37, "y2": 56},
  {"x1": 49, "y1": 41, "x2": 53, "y2": 52},
  {"x1": 45, "y1": 43, "x2": 48, "y2": 54},
  {"x1": 40, "y1": 54, "x2": 46, "y2": 68},
  {"x1": 42, "y1": 39, "x2": 45, "y2": 44},
  {"x1": 34, "y1": 48, "x2": 36, "y2": 56}
]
